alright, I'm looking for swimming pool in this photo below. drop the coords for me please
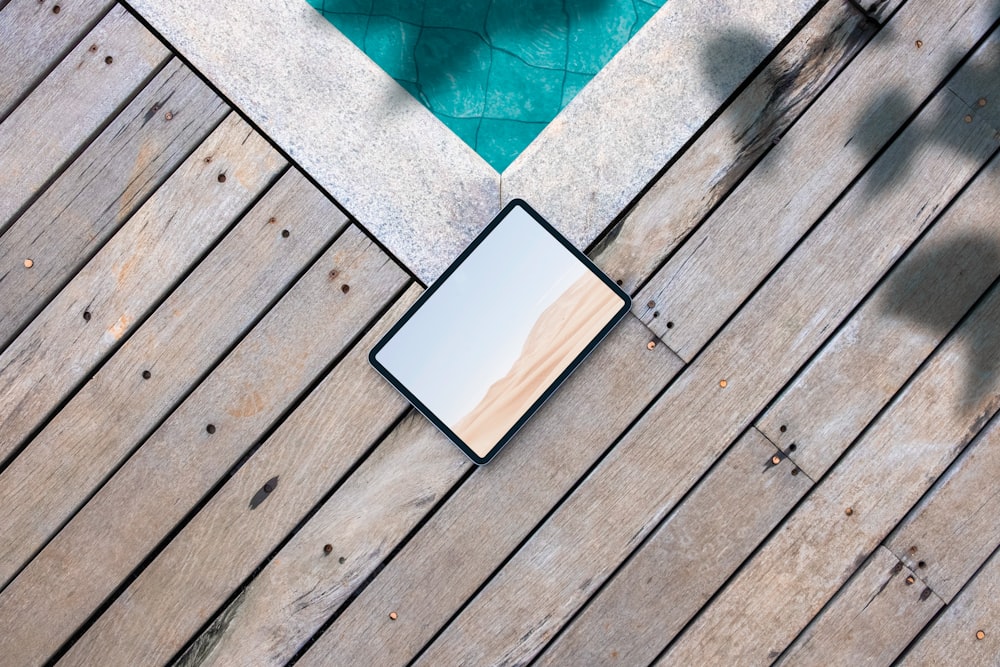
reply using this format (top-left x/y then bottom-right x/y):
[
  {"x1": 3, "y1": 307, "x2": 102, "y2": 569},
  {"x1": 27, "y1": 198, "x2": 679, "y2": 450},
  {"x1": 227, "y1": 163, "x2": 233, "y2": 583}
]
[{"x1": 307, "y1": 0, "x2": 666, "y2": 170}]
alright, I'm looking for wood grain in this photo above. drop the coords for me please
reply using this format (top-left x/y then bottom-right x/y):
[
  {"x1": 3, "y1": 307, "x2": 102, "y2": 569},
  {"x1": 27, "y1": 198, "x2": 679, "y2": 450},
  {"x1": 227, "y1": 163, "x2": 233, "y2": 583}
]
[
  {"x1": 776, "y1": 546, "x2": 943, "y2": 666},
  {"x1": 0, "y1": 168, "x2": 340, "y2": 591},
  {"x1": 0, "y1": 225, "x2": 408, "y2": 666},
  {"x1": 59, "y1": 278, "x2": 413, "y2": 667},
  {"x1": 0, "y1": 113, "x2": 284, "y2": 467},
  {"x1": 0, "y1": 0, "x2": 115, "y2": 121},
  {"x1": 659, "y1": 280, "x2": 1000, "y2": 665},
  {"x1": 193, "y1": 314, "x2": 682, "y2": 667},
  {"x1": 758, "y1": 145, "x2": 1000, "y2": 479},
  {"x1": 536, "y1": 428, "x2": 812, "y2": 667},
  {"x1": 539, "y1": 141, "x2": 1000, "y2": 665},
  {"x1": 409, "y1": 61, "x2": 1000, "y2": 667},
  {"x1": 0, "y1": 5, "x2": 168, "y2": 232},
  {"x1": 899, "y1": 546, "x2": 1000, "y2": 666},
  {"x1": 0, "y1": 59, "x2": 227, "y2": 349},
  {"x1": 633, "y1": 0, "x2": 1000, "y2": 361},
  {"x1": 886, "y1": 407, "x2": 1000, "y2": 601},
  {"x1": 591, "y1": 0, "x2": 876, "y2": 293}
]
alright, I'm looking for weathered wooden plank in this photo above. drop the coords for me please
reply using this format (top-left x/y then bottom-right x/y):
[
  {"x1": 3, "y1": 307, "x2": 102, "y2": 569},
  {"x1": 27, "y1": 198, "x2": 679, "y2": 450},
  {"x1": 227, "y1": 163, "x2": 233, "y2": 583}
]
[
  {"x1": 0, "y1": 5, "x2": 169, "y2": 232},
  {"x1": 536, "y1": 428, "x2": 811, "y2": 667},
  {"x1": 176, "y1": 314, "x2": 680, "y2": 667},
  {"x1": 758, "y1": 150, "x2": 1000, "y2": 479},
  {"x1": 899, "y1": 546, "x2": 1000, "y2": 666},
  {"x1": 864, "y1": 0, "x2": 908, "y2": 24},
  {"x1": 407, "y1": 56, "x2": 1000, "y2": 667},
  {"x1": 0, "y1": 226, "x2": 408, "y2": 666},
  {"x1": 886, "y1": 408, "x2": 1000, "y2": 601},
  {"x1": 0, "y1": 169, "x2": 340, "y2": 591},
  {"x1": 57, "y1": 279, "x2": 414, "y2": 667},
  {"x1": 658, "y1": 282, "x2": 1000, "y2": 665},
  {"x1": 178, "y1": 411, "x2": 459, "y2": 667},
  {"x1": 0, "y1": 0, "x2": 116, "y2": 120},
  {"x1": 0, "y1": 113, "x2": 284, "y2": 467},
  {"x1": 775, "y1": 546, "x2": 943, "y2": 666},
  {"x1": 535, "y1": 143, "x2": 1000, "y2": 665},
  {"x1": 591, "y1": 0, "x2": 876, "y2": 293},
  {"x1": 633, "y1": 0, "x2": 999, "y2": 361},
  {"x1": 0, "y1": 59, "x2": 227, "y2": 350}
]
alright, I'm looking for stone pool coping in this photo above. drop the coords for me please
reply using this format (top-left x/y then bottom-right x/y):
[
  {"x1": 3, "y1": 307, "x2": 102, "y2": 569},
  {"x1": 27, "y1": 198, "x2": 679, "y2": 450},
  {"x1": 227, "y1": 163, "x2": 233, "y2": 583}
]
[{"x1": 128, "y1": 0, "x2": 815, "y2": 284}]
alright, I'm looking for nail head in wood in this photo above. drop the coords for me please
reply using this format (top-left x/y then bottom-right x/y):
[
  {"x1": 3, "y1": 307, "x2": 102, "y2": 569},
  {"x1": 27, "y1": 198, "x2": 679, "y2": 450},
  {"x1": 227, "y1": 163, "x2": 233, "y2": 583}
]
[
  {"x1": 206, "y1": 424, "x2": 216, "y2": 434},
  {"x1": 915, "y1": 40, "x2": 923, "y2": 48},
  {"x1": 23, "y1": 258, "x2": 33, "y2": 268},
  {"x1": 647, "y1": 340, "x2": 656, "y2": 350},
  {"x1": 771, "y1": 455, "x2": 781, "y2": 465},
  {"x1": 979, "y1": 98, "x2": 988, "y2": 108},
  {"x1": 341, "y1": 284, "x2": 350, "y2": 294},
  {"x1": 104, "y1": 55, "x2": 113, "y2": 64},
  {"x1": 217, "y1": 173, "x2": 226, "y2": 183},
  {"x1": 977, "y1": 630, "x2": 986, "y2": 640},
  {"x1": 844, "y1": 507, "x2": 853, "y2": 516},
  {"x1": 141, "y1": 370, "x2": 151, "y2": 379},
  {"x1": 52, "y1": 4, "x2": 60, "y2": 12},
  {"x1": 964, "y1": 115, "x2": 973, "y2": 123},
  {"x1": 164, "y1": 111, "x2": 173, "y2": 121},
  {"x1": 389, "y1": 612, "x2": 398, "y2": 620},
  {"x1": 647, "y1": 300, "x2": 656, "y2": 309},
  {"x1": 323, "y1": 544, "x2": 333, "y2": 554},
  {"x1": 83, "y1": 311, "x2": 91, "y2": 321},
  {"x1": 719, "y1": 379, "x2": 727, "y2": 388},
  {"x1": 281, "y1": 229, "x2": 290, "y2": 238},
  {"x1": 338, "y1": 556, "x2": 346, "y2": 564},
  {"x1": 905, "y1": 575, "x2": 915, "y2": 585}
]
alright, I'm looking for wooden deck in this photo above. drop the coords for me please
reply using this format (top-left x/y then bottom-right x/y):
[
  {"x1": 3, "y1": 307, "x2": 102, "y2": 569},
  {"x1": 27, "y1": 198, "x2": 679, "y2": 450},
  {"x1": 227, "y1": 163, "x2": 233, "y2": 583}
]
[{"x1": 1, "y1": 0, "x2": 999, "y2": 665}]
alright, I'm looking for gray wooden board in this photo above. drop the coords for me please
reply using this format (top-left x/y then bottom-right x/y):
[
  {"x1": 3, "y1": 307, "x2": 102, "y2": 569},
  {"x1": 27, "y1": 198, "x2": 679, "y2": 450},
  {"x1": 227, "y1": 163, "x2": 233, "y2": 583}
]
[
  {"x1": 658, "y1": 281, "x2": 1000, "y2": 664},
  {"x1": 591, "y1": 0, "x2": 876, "y2": 294},
  {"x1": 633, "y1": 0, "x2": 1000, "y2": 361},
  {"x1": 407, "y1": 59, "x2": 1000, "y2": 667},
  {"x1": 0, "y1": 5, "x2": 169, "y2": 232},
  {"x1": 899, "y1": 546, "x2": 1000, "y2": 666},
  {"x1": 178, "y1": 409, "x2": 461, "y2": 667},
  {"x1": 0, "y1": 59, "x2": 227, "y2": 350},
  {"x1": 0, "y1": 168, "x2": 339, "y2": 593},
  {"x1": 0, "y1": 0, "x2": 115, "y2": 120},
  {"x1": 535, "y1": 144, "x2": 1000, "y2": 665},
  {"x1": 59, "y1": 280, "x2": 414, "y2": 667},
  {"x1": 194, "y1": 315, "x2": 682, "y2": 667},
  {"x1": 535, "y1": 428, "x2": 812, "y2": 667},
  {"x1": 775, "y1": 546, "x2": 943, "y2": 666},
  {"x1": 0, "y1": 113, "x2": 284, "y2": 466},
  {"x1": 758, "y1": 145, "x2": 1000, "y2": 479},
  {"x1": 886, "y1": 403, "x2": 1000, "y2": 601},
  {"x1": 0, "y1": 225, "x2": 407, "y2": 666}
]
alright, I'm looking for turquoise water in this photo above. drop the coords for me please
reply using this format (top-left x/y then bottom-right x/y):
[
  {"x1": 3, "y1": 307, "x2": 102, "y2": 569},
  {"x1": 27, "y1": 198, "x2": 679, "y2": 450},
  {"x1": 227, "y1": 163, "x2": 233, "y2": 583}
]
[{"x1": 307, "y1": 0, "x2": 666, "y2": 171}]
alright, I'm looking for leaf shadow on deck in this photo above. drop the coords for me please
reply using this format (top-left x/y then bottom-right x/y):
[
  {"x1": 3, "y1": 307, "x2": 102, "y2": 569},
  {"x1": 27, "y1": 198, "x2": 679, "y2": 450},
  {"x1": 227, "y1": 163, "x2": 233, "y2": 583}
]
[
  {"x1": 882, "y1": 231, "x2": 1000, "y2": 407},
  {"x1": 850, "y1": 0, "x2": 1000, "y2": 197}
]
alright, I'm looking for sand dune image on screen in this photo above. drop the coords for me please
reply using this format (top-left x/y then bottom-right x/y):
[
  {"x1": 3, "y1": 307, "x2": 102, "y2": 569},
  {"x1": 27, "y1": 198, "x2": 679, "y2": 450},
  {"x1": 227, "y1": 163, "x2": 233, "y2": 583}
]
[{"x1": 454, "y1": 270, "x2": 623, "y2": 456}]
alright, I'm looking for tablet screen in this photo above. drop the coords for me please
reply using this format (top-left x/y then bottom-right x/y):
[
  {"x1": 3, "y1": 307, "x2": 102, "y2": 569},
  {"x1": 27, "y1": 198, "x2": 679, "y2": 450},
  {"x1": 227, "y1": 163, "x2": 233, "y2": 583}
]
[{"x1": 370, "y1": 200, "x2": 630, "y2": 464}]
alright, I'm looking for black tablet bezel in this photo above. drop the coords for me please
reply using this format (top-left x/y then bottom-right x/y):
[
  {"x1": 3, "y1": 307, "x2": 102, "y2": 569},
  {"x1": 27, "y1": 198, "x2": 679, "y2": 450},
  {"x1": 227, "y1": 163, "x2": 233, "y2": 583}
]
[{"x1": 368, "y1": 198, "x2": 631, "y2": 464}]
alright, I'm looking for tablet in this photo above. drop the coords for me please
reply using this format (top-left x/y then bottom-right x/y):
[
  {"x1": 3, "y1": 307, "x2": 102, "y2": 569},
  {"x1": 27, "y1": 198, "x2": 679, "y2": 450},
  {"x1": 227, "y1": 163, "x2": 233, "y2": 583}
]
[{"x1": 369, "y1": 199, "x2": 630, "y2": 464}]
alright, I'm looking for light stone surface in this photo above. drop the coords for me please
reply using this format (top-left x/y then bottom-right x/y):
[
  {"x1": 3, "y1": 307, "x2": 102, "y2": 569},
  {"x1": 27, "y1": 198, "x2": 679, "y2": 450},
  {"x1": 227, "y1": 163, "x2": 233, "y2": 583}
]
[
  {"x1": 128, "y1": 0, "x2": 813, "y2": 281},
  {"x1": 501, "y1": 0, "x2": 817, "y2": 250},
  {"x1": 127, "y1": 0, "x2": 500, "y2": 284}
]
